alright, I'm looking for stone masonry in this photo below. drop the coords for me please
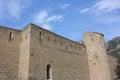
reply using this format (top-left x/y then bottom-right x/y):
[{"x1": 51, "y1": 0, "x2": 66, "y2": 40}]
[{"x1": 0, "y1": 23, "x2": 113, "y2": 80}]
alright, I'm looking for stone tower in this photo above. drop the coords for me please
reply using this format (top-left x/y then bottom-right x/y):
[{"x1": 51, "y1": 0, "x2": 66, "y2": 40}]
[{"x1": 84, "y1": 32, "x2": 112, "y2": 80}]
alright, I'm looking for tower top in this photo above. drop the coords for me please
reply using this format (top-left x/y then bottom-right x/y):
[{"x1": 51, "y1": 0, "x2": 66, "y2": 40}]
[{"x1": 84, "y1": 32, "x2": 104, "y2": 37}]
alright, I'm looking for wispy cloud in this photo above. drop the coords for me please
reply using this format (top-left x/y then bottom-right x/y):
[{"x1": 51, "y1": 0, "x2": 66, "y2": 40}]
[
  {"x1": 46, "y1": 15, "x2": 63, "y2": 22},
  {"x1": 58, "y1": 3, "x2": 71, "y2": 9},
  {"x1": 0, "y1": 0, "x2": 30, "y2": 19},
  {"x1": 80, "y1": 0, "x2": 120, "y2": 41},
  {"x1": 33, "y1": 10, "x2": 63, "y2": 30},
  {"x1": 80, "y1": 8, "x2": 89, "y2": 13},
  {"x1": 80, "y1": 0, "x2": 120, "y2": 13},
  {"x1": 33, "y1": 10, "x2": 48, "y2": 24},
  {"x1": 80, "y1": 0, "x2": 120, "y2": 24},
  {"x1": 92, "y1": 0, "x2": 120, "y2": 13}
]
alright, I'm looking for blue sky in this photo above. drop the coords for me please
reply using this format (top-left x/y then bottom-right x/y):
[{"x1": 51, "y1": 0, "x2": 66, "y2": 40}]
[{"x1": 0, "y1": 0, "x2": 120, "y2": 42}]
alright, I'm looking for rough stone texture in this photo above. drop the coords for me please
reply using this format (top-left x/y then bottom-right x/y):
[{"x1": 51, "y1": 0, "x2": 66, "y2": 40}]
[
  {"x1": 108, "y1": 55, "x2": 117, "y2": 80},
  {"x1": 84, "y1": 32, "x2": 112, "y2": 80},
  {"x1": 0, "y1": 23, "x2": 114, "y2": 80},
  {"x1": 19, "y1": 25, "x2": 31, "y2": 80},
  {"x1": 0, "y1": 26, "x2": 21, "y2": 80},
  {"x1": 29, "y1": 24, "x2": 90, "y2": 80}
]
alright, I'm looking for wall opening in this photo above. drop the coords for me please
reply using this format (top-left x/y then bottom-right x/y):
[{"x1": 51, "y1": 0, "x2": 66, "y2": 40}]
[
  {"x1": 9, "y1": 31, "x2": 13, "y2": 40},
  {"x1": 47, "y1": 64, "x2": 52, "y2": 80},
  {"x1": 39, "y1": 32, "x2": 42, "y2": 41}
]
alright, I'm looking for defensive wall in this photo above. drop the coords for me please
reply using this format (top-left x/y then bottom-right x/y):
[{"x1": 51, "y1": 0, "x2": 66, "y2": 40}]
[
  {"x1": 28, "y1": 24, "x2": 90, "y2": 80},
  {"x1": 0, "y1": 23, "x2": 114, "y2": 80},
  {"x1": 0, "y1": 26, "x2": 21, "y2": 80}
]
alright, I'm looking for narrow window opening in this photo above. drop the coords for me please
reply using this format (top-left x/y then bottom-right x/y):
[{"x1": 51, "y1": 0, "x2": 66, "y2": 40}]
[
  {"x1": 47, "y1": 64, "x2": 52, "y2": 80},
  {"x1": 39, "y1": 32, "x2": 42, "y2": 41},
  {"x1": 9, "y1": 31, "x2": 13, "y2": 40}
]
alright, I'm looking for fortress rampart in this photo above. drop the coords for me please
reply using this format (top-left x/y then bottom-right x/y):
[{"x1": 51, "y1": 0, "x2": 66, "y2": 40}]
[
  {"x1": 28, "y1": 24, "x2": 89, "y2": 80},
  {"x1": 0, "y1": 26, "x2": 21, "y2": 80},
  {"x1": 0, "y1": 23, "x2": 113, "y2": 80}
]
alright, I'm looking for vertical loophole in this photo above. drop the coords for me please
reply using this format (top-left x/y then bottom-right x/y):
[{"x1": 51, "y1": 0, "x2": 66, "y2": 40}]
[
  {"x1": 39, "y1": 32, "x2": 42, "y2": 41},
  {"x1": 47, "y1": 64, "x2": 52, "y2": 80},
  {"x1": 9, "y1": 31, "x2": 13, "y2": 41}
]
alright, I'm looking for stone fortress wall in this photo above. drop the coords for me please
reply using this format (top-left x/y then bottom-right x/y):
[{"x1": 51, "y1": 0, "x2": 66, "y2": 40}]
[
  {"x1": 0, "y1": 26, "x2": 21, "y2": 80},
  {"x1": 0, "y1": 23, "x2": 114, "y2": 80},
  {"x1": 28, "y1": 24, "x2": 90, "y2": 80}
]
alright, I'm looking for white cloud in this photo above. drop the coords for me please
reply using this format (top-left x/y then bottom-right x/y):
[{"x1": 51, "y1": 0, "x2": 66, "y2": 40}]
[
  {"x1": 79, "y1": 0, "x2": 120, "y2": 41},
  {"x1": 80, "y1": 8, "x2": 89, "y2": 13},
  {"x1": 46, "y1": 15, "x2": 63, "y2": 22},
  {"x1": 33, "y1": 10, "x2": 63, "y2": 30},
  {"x1": 33, "y1": 10, "x2": 48, "y2": 24},
  {"x1": 80, "y1": 0, "x2": 120, "y2": 24},
  {"x1": 0, "y1": 0, "x2": 30, "y2": 19},
  {"x1": 33, "y1": 10, "x2": 63, "y2": 24},
  {"x1": 93, "y1": 0, "x2": 120, "y2": 12},
  {"x1": 42, "y1": 24, "x2": 52, "y2": 30},
  {"x1": 80, "y1": 0, "x2": 120, "y2": 13},
  {"x1": 58, "y1": 3, "x2": 71, "y2": 9}
]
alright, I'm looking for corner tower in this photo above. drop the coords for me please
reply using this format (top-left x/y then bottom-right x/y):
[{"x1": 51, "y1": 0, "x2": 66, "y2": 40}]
[{"x1": 84, "y1": 32, "x2": 112, "y2": 80}]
